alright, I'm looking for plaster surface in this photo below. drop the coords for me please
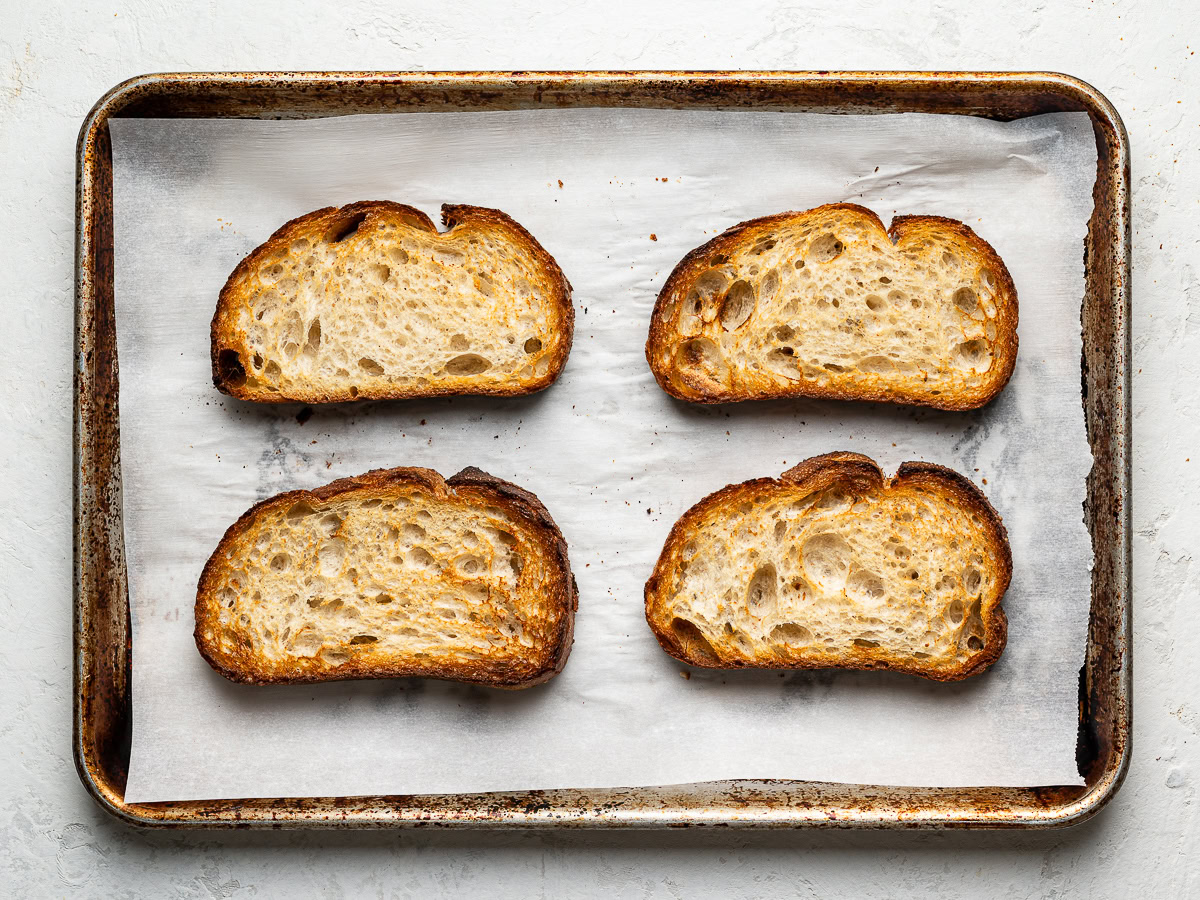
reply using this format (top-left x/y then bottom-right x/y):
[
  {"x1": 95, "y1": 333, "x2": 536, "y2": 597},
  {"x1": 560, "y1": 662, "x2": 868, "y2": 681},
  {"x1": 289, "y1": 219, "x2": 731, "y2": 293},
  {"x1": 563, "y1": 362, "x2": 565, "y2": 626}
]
[{"x1": 1, "y1": 0, "x2": 1196, "y2": 896}]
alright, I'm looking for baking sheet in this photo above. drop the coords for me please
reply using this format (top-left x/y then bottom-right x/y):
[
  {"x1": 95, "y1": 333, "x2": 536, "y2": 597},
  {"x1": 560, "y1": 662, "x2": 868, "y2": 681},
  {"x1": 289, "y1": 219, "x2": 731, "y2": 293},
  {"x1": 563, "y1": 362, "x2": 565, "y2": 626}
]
[{"x1": 110, "y1": 109, "x2": 1096, "y2": 802}]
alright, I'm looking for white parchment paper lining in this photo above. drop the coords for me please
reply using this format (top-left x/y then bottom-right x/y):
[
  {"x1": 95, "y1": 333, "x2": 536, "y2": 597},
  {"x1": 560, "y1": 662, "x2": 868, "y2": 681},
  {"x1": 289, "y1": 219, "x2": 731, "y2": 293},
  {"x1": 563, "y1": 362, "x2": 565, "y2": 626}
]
[{"x1": 110, "y1": 109, "x2": 1096, "y2": 802}]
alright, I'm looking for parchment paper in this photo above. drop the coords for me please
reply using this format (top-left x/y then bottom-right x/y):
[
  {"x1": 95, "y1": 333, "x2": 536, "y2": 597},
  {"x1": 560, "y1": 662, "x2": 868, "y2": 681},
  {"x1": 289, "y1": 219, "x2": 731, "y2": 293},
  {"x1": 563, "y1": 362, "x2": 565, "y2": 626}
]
[{"x1": 110, "y1": 109, "x2": 1096, "y2": 802}]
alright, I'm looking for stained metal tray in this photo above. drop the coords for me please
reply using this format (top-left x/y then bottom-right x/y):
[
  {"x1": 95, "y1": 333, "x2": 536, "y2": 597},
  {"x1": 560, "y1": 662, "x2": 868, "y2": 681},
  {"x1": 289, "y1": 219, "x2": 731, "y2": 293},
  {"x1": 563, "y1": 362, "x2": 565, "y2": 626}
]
[{"x1": 74, "y1": 71, "x2": 1130, "y2": 828}]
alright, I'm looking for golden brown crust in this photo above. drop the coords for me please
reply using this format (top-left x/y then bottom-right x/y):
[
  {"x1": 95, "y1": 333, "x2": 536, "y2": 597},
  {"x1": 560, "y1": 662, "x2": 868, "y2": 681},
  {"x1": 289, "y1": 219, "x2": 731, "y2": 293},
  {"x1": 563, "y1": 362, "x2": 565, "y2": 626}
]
[
  {"x1": 644, "y1": 452, "x2": 1011, "y2": 681},
  {"x1": 646, "y1": 204, "x2": 1019, "y2": 410},
  {"x1": 212, "y1": 201, "x2": 574, "y2": 403},
  {"x1": 195, "y1": 467, "x2": 576, "y2": 689}
]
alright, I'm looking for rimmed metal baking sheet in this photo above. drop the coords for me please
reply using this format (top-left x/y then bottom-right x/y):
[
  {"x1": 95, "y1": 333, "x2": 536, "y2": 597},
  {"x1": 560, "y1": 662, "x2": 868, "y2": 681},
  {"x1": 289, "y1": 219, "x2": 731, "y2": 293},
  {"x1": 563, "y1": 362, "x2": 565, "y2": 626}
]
[{"x1": 74, "y1": 71, "x2": 1130, "y2": 828}]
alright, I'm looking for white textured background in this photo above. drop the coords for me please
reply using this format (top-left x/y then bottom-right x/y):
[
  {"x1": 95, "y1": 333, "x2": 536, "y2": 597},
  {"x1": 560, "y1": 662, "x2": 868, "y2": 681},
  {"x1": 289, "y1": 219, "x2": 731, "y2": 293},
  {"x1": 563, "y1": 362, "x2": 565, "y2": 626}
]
[{"x1": 1, "y1": 0, "x2": 1195, "y2": 896}]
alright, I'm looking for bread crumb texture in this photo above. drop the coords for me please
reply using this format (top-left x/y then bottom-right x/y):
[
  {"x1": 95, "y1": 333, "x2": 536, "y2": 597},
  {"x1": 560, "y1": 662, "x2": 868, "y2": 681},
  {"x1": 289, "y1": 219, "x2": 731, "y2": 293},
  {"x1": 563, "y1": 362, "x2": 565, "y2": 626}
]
[
  {"x1": 645, "y1": 452, "x2": 1010, "y2": 681},
  {"x1": 212, "y1": 202, "x2": 573, "y2": 402},
  {"x1": 646, "y1": 204, "x2": 1018, "y2": 409},
  {"x1": 195, "y1": 468, "x2": 575, "y2": 688}
]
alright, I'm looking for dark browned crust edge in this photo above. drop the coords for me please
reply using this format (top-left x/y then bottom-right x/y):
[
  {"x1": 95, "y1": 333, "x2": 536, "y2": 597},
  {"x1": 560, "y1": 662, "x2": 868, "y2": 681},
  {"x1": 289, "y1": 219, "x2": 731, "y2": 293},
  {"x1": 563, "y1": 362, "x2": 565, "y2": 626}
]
[
  {"x1": 645, "y1": 203, "x2": 1019, "y2": 411},
  {"x1": 195, "y1": 466, "x2": 576, "y2": 689},
  {"x1": 643, "y1": 451, "x2": 1011, "y2": 682},
  {"x1": 211, "y1": 201, "x2": 574, "y2": 403}
]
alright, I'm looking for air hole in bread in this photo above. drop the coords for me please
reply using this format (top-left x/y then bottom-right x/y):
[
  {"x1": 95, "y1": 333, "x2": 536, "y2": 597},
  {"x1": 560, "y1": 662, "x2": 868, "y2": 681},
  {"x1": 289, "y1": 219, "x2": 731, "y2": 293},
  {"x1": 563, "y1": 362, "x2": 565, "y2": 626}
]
[
  {"x1": 317, "y1": 540, "x2": 346, "y2": 576},
  {"x1": 967, "y1": 635, "x2": 984, "y2": 651},
  {"x1": 301, "y1": 319, "x2": 321, "y2": 364},
  {"x1": 750, "y1": 237, "x2": 777, "y2": 255},
  {"x1": 327, "y1": 212, "x2": 367, "y2": 244},
  {"x1": 846, "y1": 568, "x2": 887, "y2": 606},
  {"x1": 448, "y1": 333, "x2": 470, "y2": 351},
  {"x1": 269, "y1": 554, "x2": 290, "y2": 573},
  {"x1": 955, "y1": 339, "x2": 991, "y2": 372},
  {"x1": 856, "y1": 355, "x2": 894, "y2": 374},
  {"x1": 216, "y1": 349, "x2": 247, "y2": 387},
  {"x1": 670, "y1": 617, "x2": 719, "y2": 665},
  {"x1": 935, "y1": 575, "x2": 958, "y2": 595},
  {"x1": 766, "y1": 347, "x2": 800, "y2": 378},
  {"x1": 963, "y1": 567, "x2": 982, "y2": 594},
  {"x1": 809, "y1": 233, "x2": 844, "y2": 263},
  {"x1": 678, "y1": 337, "x2": 725, "y2": 377},
  {"x1": 349, "y1": 386, "x2": 358, "y2": 397},
  {"x1": 865, "y1": 294, "x2": 885, "y2": 311},
  {"x1": 853, "y1": 638, "x2": 880, "y2": 648},
  {"x1": 746, "y1": 563, "x2": 778, "y2": 616},
  {"x1": 816, "y1": 491, "x2": 851, "y2": 513},
  {"x1": 388, "y1": 246, "x2": 409, "y2": 265},
  {"x1": 374, "y1": 593, "x2": 393, "y2": 604},
  {"x1": 367, "y1": 263, "x2": 391, "y2": 285},
  {"x1": 719, "y1": 280, "x2": 756, "y2": 331},
  {"x1": 770, "y1": 622, "x2": 813, "y2": 646},
  {"x1": 954, "y1": 286, "x2": 978, "y2": 314},
  {"x1": 946, "y1": 598, "x2": 965, "y2": 624},
  {"x1": 407, "y1": 547, "x2": 435, "y2": 569},
  {"x1": 802, "y1": 533, "x2": 852, "y2": 590},
  {"x1": 761, "y1": 268, "x2": 780, "y2": 300},
  {"x1": 286, "y1": 503, "x2": 315, "y2": 524},
  {"x1": 456, "y1": 555, "x2": 483, "y2": 576},
  {"x1": 358, "y1": 357, "x2": 386, "y2": 376},
  {"x1": 694, "y1": 269, "x2": 729, "y2": 302},
  {"x1": 445, "y1": 354, "x2": 491, "y2": 376},
  {"x1": 319, "y1": 648, "x2": 350, "y2": 666},
  {"x1": 523, "y1": 337, "x2": 543, "y2": 354},
  {"x1": 350, "y1": 634, "x2": 378, "y2": 645}
]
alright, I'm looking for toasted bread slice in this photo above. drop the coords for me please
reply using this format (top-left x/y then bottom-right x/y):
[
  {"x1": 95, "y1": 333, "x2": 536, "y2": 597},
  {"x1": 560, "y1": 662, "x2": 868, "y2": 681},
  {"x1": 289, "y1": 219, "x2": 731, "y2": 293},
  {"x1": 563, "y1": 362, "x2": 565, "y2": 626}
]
[
  {"x1": 644, "y1": 452, "x2": 1010, "y2": 681},
  {"x1": 212, "y1": 201, "x2": 573, "y2": 403},
  {"x1": 646, "y1": 204, "x2": 1018, "y2": 410},
  {"x1": 195, "y1": 467, "x2": 576, "y2": 688}
]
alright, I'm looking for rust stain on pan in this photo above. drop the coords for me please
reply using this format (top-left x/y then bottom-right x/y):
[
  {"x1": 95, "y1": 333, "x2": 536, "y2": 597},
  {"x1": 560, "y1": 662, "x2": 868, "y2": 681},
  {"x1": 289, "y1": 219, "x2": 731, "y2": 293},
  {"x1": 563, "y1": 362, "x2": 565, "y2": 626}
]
[{"x1": 74, "y1": 71, "x2": 1130, "y2": 829}]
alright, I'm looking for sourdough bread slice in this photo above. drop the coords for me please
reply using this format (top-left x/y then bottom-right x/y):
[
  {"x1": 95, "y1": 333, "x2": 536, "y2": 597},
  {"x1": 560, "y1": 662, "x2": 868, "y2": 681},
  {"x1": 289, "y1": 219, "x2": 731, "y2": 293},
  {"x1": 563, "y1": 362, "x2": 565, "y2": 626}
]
[
  {"x1": 644, "y1": 452, "x2": 1010, "y2": 680},
  {"x1": 212, "y1": 201, "x2": 573, "y2": 402},
  {"x1": 646, "y1": 204, "x2": 1018, "y2": 410},
  {"x1": 196, "y1": 467, "x2": 576, "y2": 688}
]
